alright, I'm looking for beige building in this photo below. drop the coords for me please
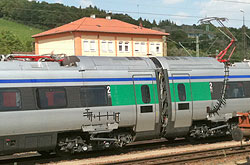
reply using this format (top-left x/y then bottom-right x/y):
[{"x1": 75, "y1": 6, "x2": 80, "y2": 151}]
[{"x1": 32, "y1": 16, "x2": 169, "y2": 57}]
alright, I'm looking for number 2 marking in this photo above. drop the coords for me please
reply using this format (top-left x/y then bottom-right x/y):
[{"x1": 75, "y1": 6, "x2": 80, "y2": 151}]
[
  {"x1": 209, "y1": 82, "x2": 213, "y2": 93},
  {"x1": 107, "y1": 86, "x2": 111, "y2": 94}
]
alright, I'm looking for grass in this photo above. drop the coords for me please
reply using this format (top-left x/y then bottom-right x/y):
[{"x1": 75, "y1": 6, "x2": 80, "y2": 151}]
[{"x1": 0, "y1": 18, "x2": 43, "y2": 44}]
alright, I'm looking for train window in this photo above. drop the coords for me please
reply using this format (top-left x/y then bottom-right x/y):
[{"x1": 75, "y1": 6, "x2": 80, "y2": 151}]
[
  {"x1": 37, "y1": 88, "x2": 67, "y2": 109},
  {"x1": 177, "y1": 84, "x2": 186, "y2": 101},
  {"x1": 178, "y1": 103, "x2": 189, "y2": 110},
  {"x1": 141, "y1": 85, "x2": 151, "y2": 104},
  {"x1": 0, "y1": 89, "x2": 21, "y2": 110},
  {"x1": 210, "y1": 82, "x2": 223, "y2": 100},
  {"x1": 80, "y1": 86, "x2": 108, "y2": 107},
  {"x1": 243, "y1": 82, "x2": 250, "y2": 98},
  {"x1": 226, "y1": 82, "x2": 245, "y2": 99},
  {"x1": 211, "y1": 82, "x2": 246, "y2": 99},
  {"x1": 141, "y1": 105, "x2": 153, "y2": 113}
]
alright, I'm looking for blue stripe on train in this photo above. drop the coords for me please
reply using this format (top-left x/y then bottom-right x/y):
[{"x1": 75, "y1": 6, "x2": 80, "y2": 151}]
[
  {"x1": 0, "y1": 77, "x2": 156, "y2": 83},
  {"x1": 169, "y1": 75, "x2": 250, "y2": 80},
  {"x1": 0, "y1": 75, "x2": 249, "y2": 83}
]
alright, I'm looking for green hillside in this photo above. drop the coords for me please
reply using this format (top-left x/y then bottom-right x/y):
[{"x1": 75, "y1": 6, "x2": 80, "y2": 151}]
[{"x1": 0, "y1": 18, "x2": 43, "y2": 44}]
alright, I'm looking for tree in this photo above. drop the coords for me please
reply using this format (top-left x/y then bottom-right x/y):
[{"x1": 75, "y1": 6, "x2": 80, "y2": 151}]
[
  {"x1": 158, "y1": 19, "x2": 176, "y2": 28},
  {"x1": 0, "y1": 30, "x2": 24, "y2": 54},
  {"x1": 152, "y1": 20, "x2": 157, "y2": 27},
  {"x1": 169, "y1": 30, "x2": 188, "y2": 43}
]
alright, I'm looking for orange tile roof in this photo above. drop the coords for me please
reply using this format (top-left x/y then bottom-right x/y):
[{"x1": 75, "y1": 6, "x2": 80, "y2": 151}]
[{"x1": 32, "y1": 17, "x2": 169, "y2": 38}]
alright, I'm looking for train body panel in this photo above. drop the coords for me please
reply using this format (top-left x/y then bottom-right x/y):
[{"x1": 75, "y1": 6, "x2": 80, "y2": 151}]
[
  {"x1": 0, "y1": 105, "x2": 138, "y2": 137},
  {"x1": 0, "y1": 56, "x2": 161, "y2": 154},
  {"x1": 2, "y1": 55, "x2": 250, "y2": 155},
  {"x1": 153, "y1": 56, "x2": 250, "y2": 137}
]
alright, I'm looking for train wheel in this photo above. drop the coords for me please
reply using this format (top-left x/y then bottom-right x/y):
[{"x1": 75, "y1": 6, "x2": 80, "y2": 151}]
[
  {"x1": 186, "y1": 136, "x2": 195, "y2": 143},
  {"x1": 37, "y1": 151, "x2": 53, "y2": 156},
  {"x1": 55, "y1": 146, "x2": 73, "y2": 157},
  {"x1": 232, "y1": 128, "x2": 243, "y2": 142},
  {"x1": 166, "y1": 137, "x2": 175, "y2": 142}
]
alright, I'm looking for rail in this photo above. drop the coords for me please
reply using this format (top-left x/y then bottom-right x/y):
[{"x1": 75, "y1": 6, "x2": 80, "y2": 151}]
[{"x1": 112, "y1": 144, "x2": 250, "y2": 165}]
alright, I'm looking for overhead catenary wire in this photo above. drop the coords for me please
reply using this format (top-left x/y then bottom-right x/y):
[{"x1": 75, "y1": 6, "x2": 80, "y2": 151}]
[
  {"x1": 93, "y1": 0, "x2": 250, "y2": 15},
  {"x1": 5, "y1": 7, "x2": 250, "y2": 25},
  {"x1": 4, "y1": 5, "x2": 246, "y2": 47},
  {"x1": 206, "y1": 37, "x2": 219, "y2": 54},
  {"x1": 1, "y1": 1, "x2": 247, "y2": 58},
  {"x1": 9, "y1": 1, "x2": 250, "y2": 15},
  {"x1": 166, "y1": 38, "x2": 193, "y2": 57},
  {"x1": 245, "y1": 33, "x2": 250, "y2": 40},
  {"x1": 214, "y1": 0, "x2": 250, "y2": 4}
]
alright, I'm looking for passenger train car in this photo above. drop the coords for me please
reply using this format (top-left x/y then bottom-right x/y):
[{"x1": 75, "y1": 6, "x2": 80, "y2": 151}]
[{"x1": 0, "y1": 55, "x2": 249, "y2": 155}]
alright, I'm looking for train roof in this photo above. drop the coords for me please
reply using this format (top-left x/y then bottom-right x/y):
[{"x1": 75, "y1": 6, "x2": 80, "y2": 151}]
[
  {"x1": 77, "y1": 56, "x2": 156, "y2": 70},
  {"x1": 2, "y1": 55, "x2": 250, "y2": 72},
  {"x1": 154, "y1": 56, "x2": 224, "y2": 70},
  {"x1": 231, "y1": 61, "x2": 250, "y2": 69},
  {"x1": 0, "y1": 56, "x2": 156, "y2": 71}
]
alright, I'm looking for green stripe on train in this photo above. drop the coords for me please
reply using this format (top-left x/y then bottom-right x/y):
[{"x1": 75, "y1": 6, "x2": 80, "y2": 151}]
[
  {"x1": 110, "y1": 84, "x2": 159, "y2": 106},
  {"x1": 169, "y1": 82, "x2": 211, "y2": 102}
]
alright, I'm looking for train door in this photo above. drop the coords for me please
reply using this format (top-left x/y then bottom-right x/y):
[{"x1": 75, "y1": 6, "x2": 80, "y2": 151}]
[
  {"x1": 172, "y1": 74, "x2": 193, "y2": 128},
  {"x1": 133, "y1": 75, "x2": 156, "y2": 132}
]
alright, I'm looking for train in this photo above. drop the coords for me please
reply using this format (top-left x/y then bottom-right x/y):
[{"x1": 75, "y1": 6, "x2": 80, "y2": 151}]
[{"x1": 0, "y1": 54, "x2": 249, "y2": 155}]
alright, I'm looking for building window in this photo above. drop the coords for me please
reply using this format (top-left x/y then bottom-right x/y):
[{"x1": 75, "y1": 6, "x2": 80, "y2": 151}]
[
  {"x1": 83, "y1": 40, "x2": 96, "y2": 52},
  {"x1": 101, "y1": 40, "x2": 107, "y2": 52},
  {"x1": 118, "y1": 41, "x2": 130, "y2": 53},
  {"x1": 150, "y1": 42, "x2": 161, "y2": 54},
  {"x1": 125, "y1": 42, "x2": 129, "y2": 52},
  {"x1": 83, "y1": 40, "x2": 89, "y2": 52},
  {"x1": 156, "y1": 43, "x2": 161, "y2": 53},
  {"x1": 80, "y1": 86, "x2": 109, "y2": 107},
  {"x1": 150, "y1": 43, "x2": 155, "y2": 53},
  {"x1": 141, "y1": 42, "x2": 146, "y2": 53},
  {"x1": 178, "y1": 84, "x2": 186, "y2": 101},
  {"x1": 141, "y1": 85, "x2": 151, "y2": 104},
  {"x1": 135, "y1": 42, "x2": 140, "y2": 52},
  {"x1": 134, "y1": 42, "x2": 147, "y2": 53},
  {"x1": 108, "y1": 41, "x2": 113, "y2": 52},
  {"x1": 37, "y1": 87, "x2": 67, "y2": 109},
  {"x1": 119, "y1": 41, "x2": 123, "y2": 52},
  {"x1": 101, "y1": 40, "x2": 114, "y2": 53},
  {"x1": 0, "y1": 89, "x2": 21, "y2": 111},
  {"x1": 90, "y1": 40, "x2": 96, "y2": 52}
]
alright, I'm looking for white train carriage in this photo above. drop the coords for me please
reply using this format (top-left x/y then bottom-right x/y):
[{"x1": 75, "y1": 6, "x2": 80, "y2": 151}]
[
  {"x1": 1, "y1": 55, "x2": 250, "y2": 155},
  {"x1": 0, "y1": 56, "x2": 159, "y2": 155}
]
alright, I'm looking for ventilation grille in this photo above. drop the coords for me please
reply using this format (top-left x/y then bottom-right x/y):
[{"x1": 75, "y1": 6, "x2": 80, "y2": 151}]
[{"x1": 126, "y1": 57, "x2": 142, "y2": 60}]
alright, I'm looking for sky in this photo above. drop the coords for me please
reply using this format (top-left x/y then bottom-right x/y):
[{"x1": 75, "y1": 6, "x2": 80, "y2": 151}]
[{"x1": 36, "y1": 0, "x2": 250, "y2": 28}]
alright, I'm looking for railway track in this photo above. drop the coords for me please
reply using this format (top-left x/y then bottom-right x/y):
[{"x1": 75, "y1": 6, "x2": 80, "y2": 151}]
[
  {"x1": 111, "y1": 144, "x2": 250, "y2": 165},
  {"x1": 0, "y1": 137, "x2": 234, "y2": 164}
]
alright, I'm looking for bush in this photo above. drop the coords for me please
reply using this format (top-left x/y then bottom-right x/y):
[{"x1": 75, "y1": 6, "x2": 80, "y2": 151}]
[{"x1": 0, "y1": 30, "x2": 24, "y2": 54}]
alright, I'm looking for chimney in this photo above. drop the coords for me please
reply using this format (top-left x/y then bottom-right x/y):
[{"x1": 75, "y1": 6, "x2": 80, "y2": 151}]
[
  {"x1": 106, "y1": 11, "x2": 112, "y2": 20},
  {"x1": 90, "y1": 14, "x2": 96, "y2": 19},
  {"x1": 106, "y1": 16, "x2": 111, "y2": 20}
]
